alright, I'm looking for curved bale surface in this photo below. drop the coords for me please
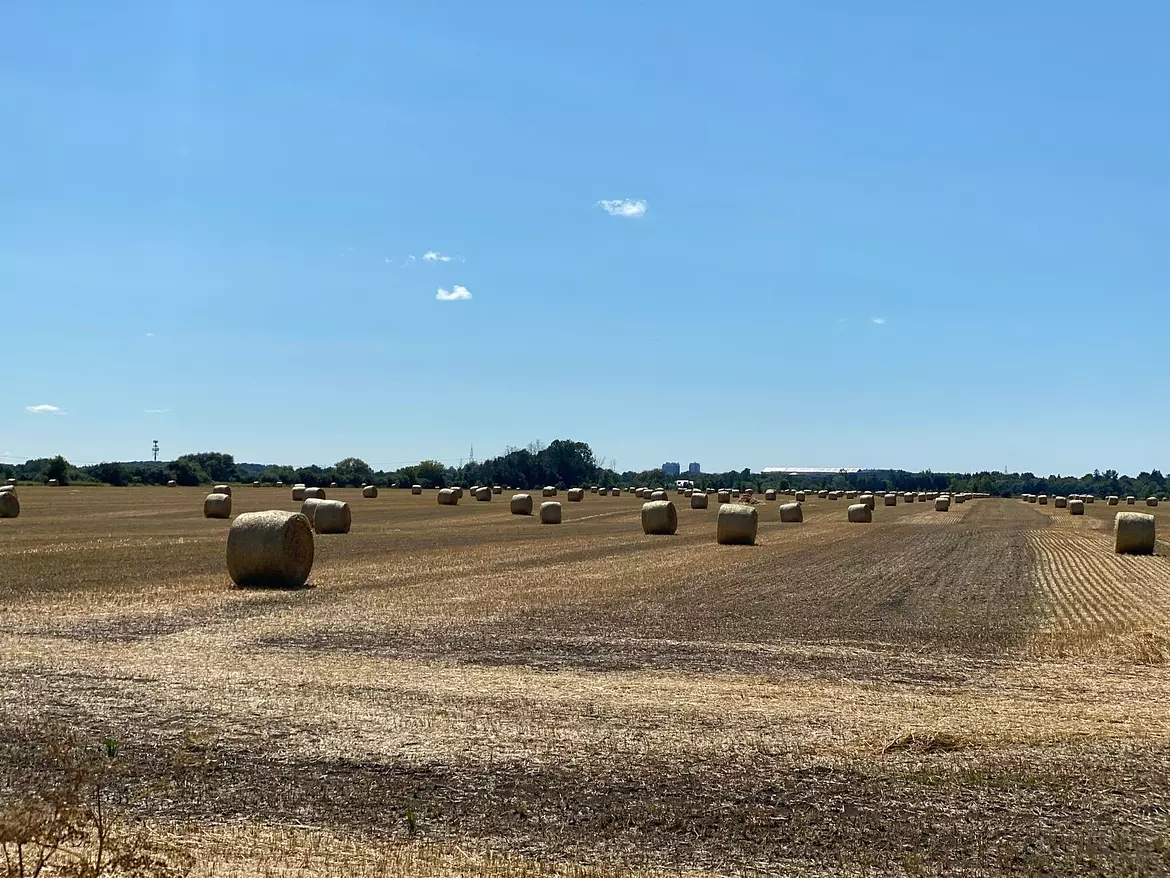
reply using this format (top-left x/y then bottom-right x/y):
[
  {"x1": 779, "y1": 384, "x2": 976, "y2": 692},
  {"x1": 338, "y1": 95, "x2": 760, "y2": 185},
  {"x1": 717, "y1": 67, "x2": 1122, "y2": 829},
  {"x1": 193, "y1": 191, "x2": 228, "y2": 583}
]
[
  {"x1": 935, "y1": 496, "x2": 951, "y2": 512},
  {"x1": 299, "y1": 497, "x2": 328, "y2": 527},
  {"x1": 691, "y1": 492, "x2": 709, "y2": 509},
  {"x1": 795, "y1": 491, "x2": 806, "y2": 502},
  {"x1": 1147, "y1": 497, "x2": 1160, "y2": 507},
  {"x1": 291, "y1": 485, "x2": 307, "y2": 501},
  {"x1": 1054, "y1": 496, "x2": 1067, "y2": 509},
  {"x1": 779, "y1": 501, "x2": 803, "y2": 523},
  {"x1": 1069, "y1": 499, "x2": 1085, "y2": 516},
  {"x1": 227, "y1": 510, "x2": 314, "y2": 588},
  {"x1": 650, "y1": 490, "x2": 668, "y2": 501},
  {"x1": 641, "y1": 500, "x2": 678, "y2": 535},
  {"x1": 542, "y1": 486, "x2": 557, "y2": 498},
  {"x1": 1115, "y1": 512, "x2": 1155, "y2": 555},
  {"x1": 304, "y1": 487, "x2": 326, "y2": 500},
  {"x1": 204, "y1": 492, "x2": 232, "y2": 519},
  {"x1": 438, "y1": 488, "x2": 459, "y2": 506},
  {"x1": 0, "y1": 485, "x2": 15, "y2": 496},
  {"x1": 493, "y1": 486, "x2": 502, "y2": 495},
  {"x1": 717, "y1": 490, "x2": 731, "y2": 504},
  {"x1": 312, "y1": 499, "x2": 352, "y2": 534},
  {"x1": 1107, "y1": 495, "x2": 1119, "y2": 506},
  {"x1": 859, "y1": 493, "x2": 875, "y2": 510},
  {"x1": 883, "y1": 493, "x2": 897, "y2": 507},
  {"x1": 848, "y1": 503, "x2": 872, "y2": 523},
  {"x1": 598, "y1": 488, "x2": 609, "y2": 496},
  {"x1": 452, "y1": 487, "x2": 464, "y2": 499},
  {"x1": 362, "y1": 485, "x2": 379, "y2": 498},
  {"x1": 1038, "y1": 495, "x2": 1048, "y2": 505},
  {"x1": 510, "y1": 493, "x2": 533, "y2": 515},
  {"x1": 764, "y1": 489, "x2": 777, "y2": 501},
  {"x1": 5, "y1": 478, "x2": 15, "y2": 486},
  {"x1": 539, "y1": 501, "x2": 562, "y2": 524},
  {"x1": 567, "y1": 488, "x2": 584, "y2": 502},
  {"x1": 474, "y1": 486, "x2": 492, "y2": 501},
  {"x1": 717, "y1": 503, "x2": 758, "y2": 545},
  {"x1": 214, "y1": 485, "x2": 233, "y2": 497},
  {"x1": 0, "y1": 492, "x2": 19, "y2": 518},
  {"x1": 411, "y1": 484, "x2": 423, "y2": 495}
]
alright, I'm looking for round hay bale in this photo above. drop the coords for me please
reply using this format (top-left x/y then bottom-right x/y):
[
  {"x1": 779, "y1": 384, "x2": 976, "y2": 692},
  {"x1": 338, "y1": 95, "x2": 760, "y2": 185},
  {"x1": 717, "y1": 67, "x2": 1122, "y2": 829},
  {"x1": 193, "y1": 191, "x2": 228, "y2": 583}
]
[
  {"x1": 935, "y1": 496, "x2": 951, "y2": 512},
  {"x1": 883, "y1": 493, "x2": 897, "y2": 507},
  {"x1": 312, "y1": 500, "x2": 352, "y2": 534},
  {"x1": 1054, "y1": 496, "x2": 1067, "y2": 509},
  {"x1": 539, "y1": 501, "x2": 562, "y2": 524},
  {"x1": 816, "y1": 490, "x2": 828, "y2": 499},
  {"x1": 1115, "y1": 512, "x2": 1155, "y2": 555},
  {"x1": 48, "y1": 479, "x2": 59, "y2": 487},
  {"x1": 475, "y1": 486, "x2": 492, "y2": 501},
  {"x1": 166, "y1": 480, "x2": 176, "y2": 487},
  {"x1": 904, "y1": 493, "x2": 915, "y2": 503},
  {"x1": 828, "y1": 491, "x2": 839, "y2": 500},
  {"x1": 731, "y1": 490, "x2": 741, "y2": 498},
  {"x1": 5, "y1": 478, "x2": 15, "y2": 486},
  {"x1": 291, "y1": 485, "x2": 308, "y2": 501},
  {"x1": 438, "y1": 488, "x2": 459, "y2": 505},
  {"x1": 598, "y1": 487, "x2": 609, "y2": 496},
  {"x1": 0, "y1": 485, "x2": 14, "y2": 496},
  {"x1": 330, "y1": 482, "x2": 338, "y2": 488},
  {"x1": 590, "y1": 486, "x2": 598, "y2": 494},
  {"x1": 845, "y1": 491, "x2": 857, "y2": 499},
  {"x1": 510, "y1": 493, "x2": 533, "y2": 515},
  {"x1": 717, "y1": 490, "x2": 731, "y2": 503},
  {"x1": 300, "y1": 497, "x2": 328, "y2": 527},
  {"x1": 1069, "y1": 499, "x2": 1085, "y2": 516},
  {"x1": 204, "y1": 492, "x2": 232, "y2": 519},
  {"x1": 276, "y1": 481, "x2": 283, "y2": 487},
  {"x1": 716, "y1": 503, "x2": 758, "y2": 545},
  {"x1": 1126, "y1": 496, "x2": 1135, "y2": 505},
  {"x1": 226, "y1": 510, "x2": 314, "y2": 588},
  {"x1": 691, "y1": 492, "x2": 709, "y2": 509},
  {"x1": 634, "y1": 488, "x2": 645, "y2": 498},
  {"x1": 794, "y1": 491, "x2": 806, "y2": 502},
  {"x1": 848, "y1": 503, "x2": 872, "y2": 523},
  {"x1": 253, "y1": 481, "x2": 261, "y2": 488},
  {"x1": 764, "y1": 489, "x2": 777, "y2": 501},
  {"x1": 411, "y1": 484, "x2": 423, "y2": 495},
  {"x1": 1085, "y1": 496, "x2": 1095, "y2": 504},
  {"x1": 543, "y1": 486, "x2": 557, "y2": 498},
  {"x1": 0, "y1": 492, "x2": 19, "y2": 518},
  {"x1": 452, "y1": 487, "x2": 463, "y2": 499},
  {"x1": 650, "y1": 489, "x2": 668, "y2": 501},
  {"x1": 304, "y1": 487, "x2": 326, "y2": 500},
  {"x1": 1107, "y1": 495, "x2": 1119, "y2": 506},
  {"x1": 1147, "y1": 497, "x2": 1159, "y2": 507},
  {"x1": 493, "y1": 486, "x2": 502, "y2": 494},
  {"x1": 779, "y1": 501, "x2": 803, "y2": 523},
  {"x1": 363, "y1": 485, "x2": 379, "y2": 499},
  {"x1": 214, "y1": 484, "x2": 232, "y2": 496},
  {"x1": 567, "y1": 488, "x2": 584, "y2": 502},
  {"x1": 859, "y1": 493, "x2": 875, "y2": 510},
  {"x1": 684, "y1": 489, "x2": 693, "y2": 497},
  {"x1": 641, "y1": 500, "x2": 678, "y2": 535},
  {"x1": 1038, "y1": 495, "x2": 1048, "y2": 505}
]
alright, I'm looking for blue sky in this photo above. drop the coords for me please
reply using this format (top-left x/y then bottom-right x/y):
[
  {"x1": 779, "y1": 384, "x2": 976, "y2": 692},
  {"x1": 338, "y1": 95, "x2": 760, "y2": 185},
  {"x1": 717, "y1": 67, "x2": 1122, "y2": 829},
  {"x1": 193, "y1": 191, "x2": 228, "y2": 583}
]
[{"x1": 3, "y1": 2, "x2": 1167, "y2": 475}]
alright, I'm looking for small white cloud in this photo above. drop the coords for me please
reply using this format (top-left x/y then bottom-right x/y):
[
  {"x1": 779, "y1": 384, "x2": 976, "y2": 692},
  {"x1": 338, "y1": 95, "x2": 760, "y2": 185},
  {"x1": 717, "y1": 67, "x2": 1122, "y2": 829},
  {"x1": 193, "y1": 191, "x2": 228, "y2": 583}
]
[
  {"x1": 26, "y1": 404, "x2": 64, "y2": 415},
  {"x1": 144, "y1": 408, "x2": 172, "y2": 414},
  {"x1": 871, "y1": 317, "x2": 886, "y2": 325},
  {"x1": 436, "y1": 285, "x2": 472, "y2": 301},
  {"x1": 401, "y1": 254, "x2": 416, "y2": 267},
  {"x1": 423, "y1": 250, "x2": 455, "y2": 263},
  {"x1": 145, "y1": 332, "x2": 155, "y2": 337},
  {"x1": 597, "y1": 198, "x2": 647, "y2": 218}
]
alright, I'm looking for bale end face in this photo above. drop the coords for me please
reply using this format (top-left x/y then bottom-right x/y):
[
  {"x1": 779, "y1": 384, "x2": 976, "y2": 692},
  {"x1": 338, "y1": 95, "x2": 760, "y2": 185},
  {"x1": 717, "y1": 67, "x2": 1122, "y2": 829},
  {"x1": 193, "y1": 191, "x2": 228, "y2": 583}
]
[
  {"x1": 539, "y1": 501, "x2": 562, "y2": 524},
  {"x1": 1115, "y1": 512, "x2": 1156, "y2": 555},
  {"x1": 641, "y1": 500, "x2": 678, "y2": 535},
  {"x1": 226, "y1": 510, "x2": 314, "y2": 588},
  {"x1": 510, "y1": 493, "x2": 533, "y2": 515},
  {"x1": 778, "y1": 502, "x2": 803, "y2": 523},
  {"x1": 716, "y1": 503, "x2": 758, "y2": 545}
]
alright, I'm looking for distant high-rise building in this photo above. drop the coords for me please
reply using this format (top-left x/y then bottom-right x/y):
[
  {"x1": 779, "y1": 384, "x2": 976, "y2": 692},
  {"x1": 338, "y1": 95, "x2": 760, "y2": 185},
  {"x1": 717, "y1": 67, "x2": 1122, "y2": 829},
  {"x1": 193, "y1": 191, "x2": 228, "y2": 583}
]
[
  {"x1": 687, "y1": 462, "x2": 701, "y2": 475},
  {"x1": 662, "y1": 462, "x2": 681, "y2": 477}
]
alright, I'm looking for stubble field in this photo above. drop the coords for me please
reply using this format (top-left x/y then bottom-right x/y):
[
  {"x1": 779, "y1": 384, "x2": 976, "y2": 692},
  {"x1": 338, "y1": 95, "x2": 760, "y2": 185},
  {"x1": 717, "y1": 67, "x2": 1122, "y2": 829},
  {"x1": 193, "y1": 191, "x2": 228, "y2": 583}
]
[{"x1": 2, "y1": 486, "x2": 1169, "y2": 876}]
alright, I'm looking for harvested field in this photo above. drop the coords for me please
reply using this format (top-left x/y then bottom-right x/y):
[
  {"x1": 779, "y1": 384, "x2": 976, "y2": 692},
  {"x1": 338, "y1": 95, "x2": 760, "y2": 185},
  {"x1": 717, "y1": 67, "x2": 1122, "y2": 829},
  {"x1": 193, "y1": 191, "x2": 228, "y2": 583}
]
[{"x1": 2, "y1": 486, "x2": 1169, "y2": 876}]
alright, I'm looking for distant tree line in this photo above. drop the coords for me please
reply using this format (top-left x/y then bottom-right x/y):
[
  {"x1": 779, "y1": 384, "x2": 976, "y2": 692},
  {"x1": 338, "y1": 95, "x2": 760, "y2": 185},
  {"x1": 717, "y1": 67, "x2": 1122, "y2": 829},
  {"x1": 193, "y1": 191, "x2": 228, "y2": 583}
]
[{"x1": 2, "y1": 446, "x2": 1165, "y2": 499}]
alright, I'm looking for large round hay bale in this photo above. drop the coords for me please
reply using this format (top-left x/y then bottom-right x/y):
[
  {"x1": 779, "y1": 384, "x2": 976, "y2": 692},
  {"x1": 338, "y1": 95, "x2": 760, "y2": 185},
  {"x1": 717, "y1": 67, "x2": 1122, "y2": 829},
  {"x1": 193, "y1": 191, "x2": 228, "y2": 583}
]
[
  {"x1": 641, "y1": 500, "x2": 678, "y2": 535},
  {"x1": 4, "y1": 478, "x2": 15, "y2": 486},
  {"x1": 330, "y1": 482, "x2": 338, "y2": 488},
  {"x1": 1126, "y1": 496, "x2": 1135, "y2": 505},
  {"x1": 543, "y1": 486, "x2": 557, "y2": 498},
  {"x1": 904, "y1": 493, "x2": 915, "y2": 503},
  {"x1": 935, "y1": 496, "x2": 950, "y2": 512},
  {"x1": 1054, "y1": 496, "x2": 1067, "y2": 509},
  {"x1": 304, "y1": 487, "x2": 326, "y2": 500},
  {"x1": 291, "y1": 484, "x2": 307, "y2": 501},
  {"x1": 300, "y1": 497, "x2": 328, "y2": 526},
  {"x1": 567, "y1": 488, "x2": 584, "y2": 502},
  {"x1": 817, "y1": 490, "x2": 828, "y2": 499},
  {"x1": 438, "y1": 488, "x2": 459, "y2": 505},
  {"x1": 590, "y1": 486, "x2": 599, "y2": 494},
  {"x1": 650, "y1": 489, "x2": 667, "y2": 501},
  {"x1": 493, "y1": 485, "x2": 502, "y2": 494},
  {"x1": 226, "y1": 510, "x2": 314, "y2": 588},
  {"x1": 845, "y1": 491, "x2": 858, "y2": 499},
  {"x1": 166, "y1": 480, "x2": 176, "y2": 487},
  {"x1": 276, "y1": 481, "x2": 283, "y2": 487},
  {"x1": 1147, "y1": 497, "x2": 1159, "y2": 507},
  {"x1": 1085, "y1": 496, "x2": 1095, "y2": 504},
  {"x1": 828, "y1": 491, "x2": 840, "y2": 500},
  {"x1": 475, "y1": 486, "x2": 492, "y2": 501},
  {"x1": 848, "y1": 503, "x2": 872, "y2": 523},
  {"x1": 795, "y1": 491, "x2": 806, "y2": 502},
  {"x1": 203, "y1": 492, "x2": 232, "y2": 519},
  {"x1": 764, "y1": 489, "x2": 777, "y2": 501},
  {"x1": 363, "y1": 485, "x2": 378, "y2": 499},
  {"x1": 213, "y1": 484, "x2": 232, "y2": 496},
  {"x1": 510, "y1": 493, "x2": 533, "y2": 515},
  {"x1": 1038, "y1": 494, "x2": 1048, "y2": 505},
  {"x1": 539, "y1": 501, "x2": 562, "y2": 524},
  {"x1": 1069, "y1": 499, "x2": 1085, "y2": 516},
  {"x1": 411, "y1": 484, "x2": 423, "y2": 495},
  {"x1": 253, "y1": 481, "x2": 261, "y2": 488},
  {"x1": 312, "y1": 500, "x2": 352, "y2": 534},
  {"x1": 1107, "y1": 495, "x2": 1119, "y2": 506},
  {"x1": 691, "y1": 492, "x2": 709, "y2": 509},
  {"x1": 0, "y1": 485, "x2": 14, "y2": 496},
  {"x1": 717, "y1": 490, "x2": 731, "y2": 503},
  {"x1": 597, "y1": 487, "x2": 609, "y2": 496},
  {"x1": 883, "y1": 493, "x2": 897, "y2": 507},
  {"x1": 731, "y1": 490, "x2": 741, "y2": 498},
  {"x1": 779, "y1": 502, "x2": 803, "y2": 523},
  {"x1": 1115, "y1": 512, "x2": 1156, "y2": 555},
  {"x1": 859, "y1": 493, "x2": 875, "y2": 510},
  {"x1": 716, "y1": 503, "x2": 758, "y2": 545},
  {"x1": 0, "y1": 492, "x2": 19, "y2": 518},
  {"x1": 634, "y1": 488, "x2": 645, "y2": 498},
  {"x1": 452, "y1": 487, "x2": 464, "y2": 499}
]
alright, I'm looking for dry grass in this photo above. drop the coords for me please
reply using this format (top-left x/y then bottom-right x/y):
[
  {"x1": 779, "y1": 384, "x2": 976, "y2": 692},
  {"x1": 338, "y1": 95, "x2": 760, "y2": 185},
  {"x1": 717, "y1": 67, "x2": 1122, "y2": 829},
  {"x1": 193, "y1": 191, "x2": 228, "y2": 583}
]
[{"x1": 2, "y1": 487, "x2": 1170, "y2": 876}]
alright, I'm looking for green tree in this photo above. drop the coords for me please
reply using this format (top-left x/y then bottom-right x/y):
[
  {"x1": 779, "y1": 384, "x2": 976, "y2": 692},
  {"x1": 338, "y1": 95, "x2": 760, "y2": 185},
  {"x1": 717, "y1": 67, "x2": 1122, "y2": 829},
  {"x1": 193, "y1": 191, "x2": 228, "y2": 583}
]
[
  {"x1": 176, "y1": 452, "x2": 236, "y2": 482},
  {"x1": 166, "y1": 458, "x2": 206, "y2": 486},
  {"x1": 332, "y1": 457, "x2": 375, "y2": 487},
  {"x1": 45, "y1": 455, "x2": 70, "y2": 486},
  {"x1": 414, "y1": 460, "x2": 447, "y2": 488},
  {"x1": 89, "y1": 462, "x2": 128, "y2": 486}
]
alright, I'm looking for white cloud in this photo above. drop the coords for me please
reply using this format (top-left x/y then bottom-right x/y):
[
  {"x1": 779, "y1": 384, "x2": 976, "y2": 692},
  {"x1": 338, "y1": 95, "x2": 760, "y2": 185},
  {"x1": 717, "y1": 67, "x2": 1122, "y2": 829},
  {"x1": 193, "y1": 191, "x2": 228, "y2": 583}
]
[
  {"x1": 144, "y1": 408, "x2": 172, "y2": 414},
  {"x1": 26, "y1": 404, "x2": 64, "y2": 414},
  {"x1": 871, "y1": 317, "x2": 886, "y2": 325},
  {"x1": 597, "y1": 198, "x2": 647, "y2": 218},
  {"x1": 423, "y1": 250, "x2": 454, "y2": 263},
  {"x1": 435, "y1": 285, "x2": 472, "y2": 301},
  {"x1": 401, "y1": 254, "x2": 416, "y2": 267},
  {"x1": 145, "y1": 332, "x2": 155, "y2": 337}
]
